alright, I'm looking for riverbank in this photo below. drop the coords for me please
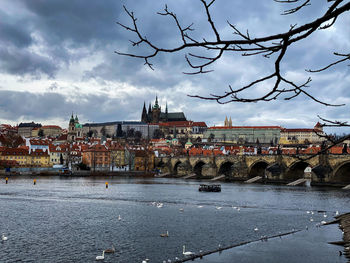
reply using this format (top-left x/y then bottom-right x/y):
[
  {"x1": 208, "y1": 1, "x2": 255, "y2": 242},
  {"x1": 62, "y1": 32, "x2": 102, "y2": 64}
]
[{"x1": 330, "y1": 213, "x2": 350, "y2": 260}]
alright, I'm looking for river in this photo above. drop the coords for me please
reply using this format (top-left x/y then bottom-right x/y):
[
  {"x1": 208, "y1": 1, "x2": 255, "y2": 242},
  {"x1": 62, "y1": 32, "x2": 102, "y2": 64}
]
[{"x1": 0, "y1": 176, "x2": 349, "y2": 263}]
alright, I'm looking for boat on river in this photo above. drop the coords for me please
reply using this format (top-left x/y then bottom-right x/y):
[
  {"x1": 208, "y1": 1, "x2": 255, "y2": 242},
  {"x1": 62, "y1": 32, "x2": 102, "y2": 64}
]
[{"x1": 199, "y1": 184, "x2": 221, "y2": 192}]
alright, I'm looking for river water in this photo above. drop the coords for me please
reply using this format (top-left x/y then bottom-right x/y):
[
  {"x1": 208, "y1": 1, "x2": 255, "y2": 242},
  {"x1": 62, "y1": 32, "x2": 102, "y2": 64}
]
[{"x1": 0, "y1": 176, "x2": 349, "y2": 263}]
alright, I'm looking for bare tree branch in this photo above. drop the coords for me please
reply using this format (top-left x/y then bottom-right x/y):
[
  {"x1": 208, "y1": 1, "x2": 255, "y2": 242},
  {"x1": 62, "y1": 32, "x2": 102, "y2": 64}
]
[{"x1": 116, "y1": 0, "x2": 350, "y2": 106}]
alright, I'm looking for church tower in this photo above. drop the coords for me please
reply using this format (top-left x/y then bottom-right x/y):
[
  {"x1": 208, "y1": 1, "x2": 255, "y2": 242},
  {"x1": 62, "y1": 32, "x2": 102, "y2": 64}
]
[
  {"x1": 152, "y1": 96, "x2": 161, "y2": 123},
  {"x1": 68, "y1": 113, "x2": 76, "y2": 142}
]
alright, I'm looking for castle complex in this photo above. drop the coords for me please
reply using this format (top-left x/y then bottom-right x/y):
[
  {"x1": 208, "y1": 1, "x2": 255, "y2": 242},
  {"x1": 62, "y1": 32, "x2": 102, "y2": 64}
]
[{"x1": 141, "y1": 96, "x2": 187, "y2": 123}]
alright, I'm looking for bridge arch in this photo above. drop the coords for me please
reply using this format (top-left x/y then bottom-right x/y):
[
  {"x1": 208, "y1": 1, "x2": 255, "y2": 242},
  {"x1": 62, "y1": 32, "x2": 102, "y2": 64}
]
[
  {"x1": 248, "y1": 160, "x2": 269, "y2": 178},
  {"x1": 193, "y1": 161, "x2": 206, "y2": 177},
  {"x1": 218, "y1": 161, "x2": 234, "y2": 177},
  {"x1": 173, "y1": 161, "x2": 182, "y2": 175},
  {"x1": 332, "y1": 161, "x2": 350, "y2": 184},
  {"x1": 285, "y1": 161, "x2": 309, "y2": 181}
]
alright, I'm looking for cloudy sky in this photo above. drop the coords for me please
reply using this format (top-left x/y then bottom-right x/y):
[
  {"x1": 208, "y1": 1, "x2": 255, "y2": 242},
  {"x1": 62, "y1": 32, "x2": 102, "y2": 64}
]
[{"x1": 0, "y1": 0, "x2": 349, "y2": 133}]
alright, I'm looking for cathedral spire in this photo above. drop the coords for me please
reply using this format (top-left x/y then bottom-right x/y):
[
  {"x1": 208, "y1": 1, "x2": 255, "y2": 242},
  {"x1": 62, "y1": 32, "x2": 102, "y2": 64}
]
[
  {"x1": 165, "y1": 101, "x2": 168, "y2": 122},
  {"x1": 141, "y1": 102, "x2": 148, "y2": 122}
]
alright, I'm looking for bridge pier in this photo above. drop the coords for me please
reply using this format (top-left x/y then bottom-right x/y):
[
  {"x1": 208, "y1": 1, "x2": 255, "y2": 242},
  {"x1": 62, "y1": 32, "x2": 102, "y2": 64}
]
[
  {"x1": 176, "y1": 160, "x2": 192, "y2": 177},
  {"x1": 202, "y1": 162, "x2": 217, "y2": 178}
]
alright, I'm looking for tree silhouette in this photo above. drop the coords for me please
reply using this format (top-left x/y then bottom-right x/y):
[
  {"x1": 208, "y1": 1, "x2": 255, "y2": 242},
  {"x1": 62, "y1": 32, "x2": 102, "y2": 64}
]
[{"x1": 117, "y1": 0, "x2": 350, "y2": 106}]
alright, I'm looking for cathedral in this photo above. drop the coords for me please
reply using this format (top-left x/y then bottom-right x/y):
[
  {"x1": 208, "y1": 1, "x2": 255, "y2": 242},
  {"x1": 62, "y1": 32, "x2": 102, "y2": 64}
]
[{"x1": 141, "y1": 96, "x2": 187, "y2": 123}]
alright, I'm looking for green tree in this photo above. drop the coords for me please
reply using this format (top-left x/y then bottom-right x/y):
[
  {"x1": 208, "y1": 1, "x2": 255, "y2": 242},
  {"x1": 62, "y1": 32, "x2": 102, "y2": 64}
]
[{"x1": 38, "y1": 129, "x2": 44, "y2": 137}]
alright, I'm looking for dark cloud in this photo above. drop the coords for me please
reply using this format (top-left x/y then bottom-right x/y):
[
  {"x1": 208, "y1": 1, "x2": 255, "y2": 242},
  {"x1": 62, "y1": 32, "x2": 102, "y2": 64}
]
[
  {"x1": 0, "y1": 1, "x2": 349, "y2": 134},
  {"x1": 0, "y1": 46, "x2": 58, "y2": 77},
  {"x1": 0, "y1": 12, "x2": 32, "y2": 48}
]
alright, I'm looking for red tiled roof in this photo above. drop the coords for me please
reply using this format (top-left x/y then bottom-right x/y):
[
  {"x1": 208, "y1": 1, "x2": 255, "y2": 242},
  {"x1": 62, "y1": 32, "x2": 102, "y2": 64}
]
[
  {"x1": 30, "y1": 149, "x2": 49, "y2": 156},
  {"x1": 2, "y1": 148, "x2": 29, "y2": 156},
  {"x1": 328, "y1": 146, "x2": 343, "y2": 154},
  {"x1": 208, "y1": 126, "x2": 282, "y2": 130},
  {"x1": 30, "y1": 139, "x2": 49, "y2": 145},
  {"x1": 56, "y1": 134, "x2": 68, "y2": 141},
  {"x1": 84, "y1": 144, "x2": 108, "y2": 152},
  {"x1": 159, "y1": 121, "x2": 207, "y2": 127}
]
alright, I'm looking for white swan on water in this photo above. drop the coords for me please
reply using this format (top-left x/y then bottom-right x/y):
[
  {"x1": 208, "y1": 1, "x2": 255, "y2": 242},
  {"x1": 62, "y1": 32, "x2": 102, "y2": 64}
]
[
  {"x1": 96, "y1": 250, "x2": 105, "y2": 261},
  {"x1": 2, "y1": 234, "x2": 7, "y2": 241},
  {"x1": 183, "y1": 245, "x2": 194, "y2": 256}
]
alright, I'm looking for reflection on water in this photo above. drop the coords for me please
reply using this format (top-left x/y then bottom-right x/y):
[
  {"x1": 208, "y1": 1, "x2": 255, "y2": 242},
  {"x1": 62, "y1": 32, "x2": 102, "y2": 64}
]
[{"x1": 0, "y1": 176, "x2": 349, "y2": 263}]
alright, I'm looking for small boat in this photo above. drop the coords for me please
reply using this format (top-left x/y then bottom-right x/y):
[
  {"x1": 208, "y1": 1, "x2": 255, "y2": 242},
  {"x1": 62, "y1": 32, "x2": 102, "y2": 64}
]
[{"x1": 199, "y1": 184, "x2": 221, "y2": 192}]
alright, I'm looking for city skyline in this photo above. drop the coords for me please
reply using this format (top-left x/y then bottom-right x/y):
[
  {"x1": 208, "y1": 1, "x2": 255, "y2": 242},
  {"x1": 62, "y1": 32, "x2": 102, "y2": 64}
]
[{"x1": 1, "y1": 1, "x2": 349, "y2": 133}]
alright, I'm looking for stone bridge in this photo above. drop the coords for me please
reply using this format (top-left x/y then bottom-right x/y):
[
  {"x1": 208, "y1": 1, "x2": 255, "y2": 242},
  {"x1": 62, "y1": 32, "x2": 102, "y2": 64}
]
[{"x1": 155, "y1": 154, "x2": 350, "y2": 185}]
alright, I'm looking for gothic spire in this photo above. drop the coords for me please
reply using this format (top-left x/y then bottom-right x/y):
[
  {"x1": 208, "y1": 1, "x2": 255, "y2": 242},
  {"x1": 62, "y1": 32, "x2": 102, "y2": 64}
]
[
  {"x1": 165, "y1": 101, "x2": 168, "y2": 122},
  {"x1": 141, "y1": 102, "x2": 148, "y2": 122}
]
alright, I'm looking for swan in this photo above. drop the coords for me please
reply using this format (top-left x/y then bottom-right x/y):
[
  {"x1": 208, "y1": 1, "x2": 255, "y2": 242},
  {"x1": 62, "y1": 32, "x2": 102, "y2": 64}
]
[
  {"x1": 216, "y1": 206, "x2": 222, "y2": 210},
  {"x1": 96, "y1": 250, "x2": 105, "y2": 261},
  {"x1": 183, "y1": 245, "x2": 194, "y2": 256},
  {"x1": 142, "y1": 259, "x2": 149, "y2": 263},
  {"x1": 1, "y1": 234, "x2": 7, "y2": 241},
  {"x1": 105, "y1": 245, "x2": 115, "y2": 253},
  {"x1": 254, "y1": 227, "x2": 259, "y2": 231},
  {"x1": 160, "y1": 231, "x2": 169, "y2": 237}
]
